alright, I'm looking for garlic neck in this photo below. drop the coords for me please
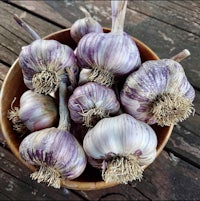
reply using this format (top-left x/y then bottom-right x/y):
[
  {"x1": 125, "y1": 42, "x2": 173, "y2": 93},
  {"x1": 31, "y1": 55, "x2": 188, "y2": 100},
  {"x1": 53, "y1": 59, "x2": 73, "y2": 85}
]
[
  {"x1": 89, "y1": 67, "x2": 114, "y2": 87},
  {"x1": 111, "y1": 0, "x2": 128, "y2": 34},
  {"x1": 102, "y1": 154, "x2": 143, "y2": 183},
  {"x1": 32, "y1": 70, "x2": 58, "y2": 95},
  {"x1": 152, "y1": 93, "x2": 195, "y2": 126},
  {"x1": 58, "y1": 82, "x2": 71, "y2": 131}
]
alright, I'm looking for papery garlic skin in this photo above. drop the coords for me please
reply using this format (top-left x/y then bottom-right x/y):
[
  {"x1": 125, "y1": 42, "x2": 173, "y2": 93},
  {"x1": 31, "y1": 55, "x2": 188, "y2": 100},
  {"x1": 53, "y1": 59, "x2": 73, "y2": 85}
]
[
  {"x1": 19, "y1": 127, "x2": 87, "y2": 188},
  {"x1": 19, "y1": 39, "x2": 78, "y2": 95},
  {"x1": 78, "y1": 68, "x2": 92, "y2": 85},
  {"x1": 83, "y1": 113, "x2": 157, "y2": 183},
  {"x1": 76, "y1": 32, "x2": 141, "y2": 86},
  {"x1": 68, "y1": 82, "x2": 120, "y2": 127},
  {"x1": 120, "y1": 59, "x2": 195, "y2": 126},
  {"x1": 19, "y1": 90, "x2": 58, "y2": 132},
  {"x1": 70, "y1": 6, "x2": 103, "y2": 43}
]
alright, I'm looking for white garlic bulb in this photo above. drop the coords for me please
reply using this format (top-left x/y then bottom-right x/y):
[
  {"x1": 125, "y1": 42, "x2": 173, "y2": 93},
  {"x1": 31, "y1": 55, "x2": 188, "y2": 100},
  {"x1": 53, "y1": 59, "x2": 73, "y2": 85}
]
[
  {"x1": 120, "y1": 59, "x2": 195, "y2": 126},
  {"x1": 83, "y1": 113, "x2": 158, "y2": 184}
]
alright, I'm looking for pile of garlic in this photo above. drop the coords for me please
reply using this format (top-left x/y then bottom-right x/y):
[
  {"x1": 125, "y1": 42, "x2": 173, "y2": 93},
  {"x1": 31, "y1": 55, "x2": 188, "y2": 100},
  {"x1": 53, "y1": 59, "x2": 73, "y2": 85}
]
[{"x1": 8, "y1": 0, "x2": 195, "y2": 189}]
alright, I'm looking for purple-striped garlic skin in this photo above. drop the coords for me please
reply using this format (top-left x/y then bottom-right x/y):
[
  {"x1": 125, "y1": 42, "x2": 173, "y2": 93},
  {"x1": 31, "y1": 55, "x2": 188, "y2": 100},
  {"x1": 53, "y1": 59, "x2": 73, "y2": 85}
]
[
  {"x1": 19, "y1": 39, "x2": 78, "y2": 94},
  {"x1": 83, "y1": 113, "x2": 157, "y2": 183},
  {"x1": 70, "y1": 6, "x2": 103, "y2": 43},
  {"x1": 19, "y1": 90, "x2": 58, "y2": 132},
  {"x1": 76, "y1": 32, "x2": 141, "y2": 75},
  {"x1": 120, "y1": 59, "x2": 195, "y2": 125},
  {"x1": 68, "y1": 82, "x2": 120, "y2": 127},
  {"x1": 19, "y1": 127, "x2": 87, "y2": 183}
]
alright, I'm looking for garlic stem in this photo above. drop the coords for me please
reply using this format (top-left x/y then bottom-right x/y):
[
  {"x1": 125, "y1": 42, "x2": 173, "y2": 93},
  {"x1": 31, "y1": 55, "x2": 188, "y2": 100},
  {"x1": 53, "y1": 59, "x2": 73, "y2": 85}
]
[
  {"x1": 13, "y1": 14, "x2": 40, "y2": 40},
  {"x1": 111, "y1": 0, "x2": 128, "y2": 34},
  {"x1": 102, "y1": 154, "x2": 143, "y2": 184},
  {"x1": 79, "y1": 6, "x2": 91, "y2": 18},
  {"x1": 170, "y1": 49, "x2": 191, "y2": 62},
  {"x1": 58, "y1": 82, "x2": 71, "y2": 131}
]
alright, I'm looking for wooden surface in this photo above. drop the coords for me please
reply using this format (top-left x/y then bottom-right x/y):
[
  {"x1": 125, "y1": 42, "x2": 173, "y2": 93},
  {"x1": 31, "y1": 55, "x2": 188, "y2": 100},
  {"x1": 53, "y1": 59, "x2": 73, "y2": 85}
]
[{"x1": 0, "y1": 0, "x2": 200, "y2": 200}]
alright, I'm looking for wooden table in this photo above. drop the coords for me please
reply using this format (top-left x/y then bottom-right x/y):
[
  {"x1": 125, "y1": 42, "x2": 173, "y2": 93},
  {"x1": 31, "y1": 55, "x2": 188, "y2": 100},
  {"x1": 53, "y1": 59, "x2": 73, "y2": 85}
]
[{"x1": 0, "y1": 0, "x2": 200, "y2": 200}]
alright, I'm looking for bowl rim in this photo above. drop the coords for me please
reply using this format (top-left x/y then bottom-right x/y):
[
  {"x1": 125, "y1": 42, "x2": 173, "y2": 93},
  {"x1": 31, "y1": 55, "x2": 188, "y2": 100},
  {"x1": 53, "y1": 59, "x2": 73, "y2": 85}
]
[{"x1": 0, "y1": 28, "x2": 174, "y2": 190}]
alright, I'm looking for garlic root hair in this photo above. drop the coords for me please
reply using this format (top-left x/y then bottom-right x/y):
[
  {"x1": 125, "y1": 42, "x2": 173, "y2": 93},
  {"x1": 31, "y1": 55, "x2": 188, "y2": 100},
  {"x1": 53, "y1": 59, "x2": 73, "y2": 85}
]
[
  {"x1": 170, "y1": 49, "x2": 191, "y2": 63},
  {"x1": 152, "y1": 93, "x2": 195, "y2": 126},
  {"x1": 30, "y1": 166, "x2": 61, "y2": 189},
  {"x1": 102, "y1": 155, "x2": 143, "y2": 184},
  {"x1": 89, "y1": 67, "x2": 114, "y2": 87},
  {"x1": 32, "y1": 70, "x2": 59, "y2": 95},
  {"x1": 81, "y1": 108, "x2": 109, "y2": 127},
  {"x1": 7, "y1": 105, "x2": 28, "y2": 135}
]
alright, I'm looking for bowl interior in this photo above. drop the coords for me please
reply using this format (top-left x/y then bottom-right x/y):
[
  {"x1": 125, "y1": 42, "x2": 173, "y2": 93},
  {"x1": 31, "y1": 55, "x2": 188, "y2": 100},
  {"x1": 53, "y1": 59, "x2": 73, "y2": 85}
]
[{"x1": 0, "y1": 28, "x2": 173, "y2": 190}]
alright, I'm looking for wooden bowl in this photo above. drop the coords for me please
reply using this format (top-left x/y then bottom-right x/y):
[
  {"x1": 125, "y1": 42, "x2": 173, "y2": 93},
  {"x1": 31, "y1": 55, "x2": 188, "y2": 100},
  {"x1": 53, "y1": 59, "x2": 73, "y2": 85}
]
[{"x1": 0, "y1": 28, "x2": 173, "y2": 190}]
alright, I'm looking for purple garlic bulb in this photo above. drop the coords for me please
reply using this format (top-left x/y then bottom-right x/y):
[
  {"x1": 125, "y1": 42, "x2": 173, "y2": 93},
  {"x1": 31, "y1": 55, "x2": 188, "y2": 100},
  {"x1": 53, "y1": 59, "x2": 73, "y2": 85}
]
[
  {"x1": 19, "y1": 39, "x2": 78, "y2": 95},
  {"x1": 19, "y1": 90, "x2": 58, "y2": 132},
  {"x1": 120, "y1": 59, "x2": 195, "y2": 126},
  {"x1": 76, "y1": 1, "x2": 141, "y2": 87},
  {"x1": 19, "y1": 127, "x2": 87, "y2": 188},
  {"x1": 68, "y1": 82, "x2": 120, "y2": 127},
  {"x1": 70, "y1": 6, "x2": 103, "y2": 43}
]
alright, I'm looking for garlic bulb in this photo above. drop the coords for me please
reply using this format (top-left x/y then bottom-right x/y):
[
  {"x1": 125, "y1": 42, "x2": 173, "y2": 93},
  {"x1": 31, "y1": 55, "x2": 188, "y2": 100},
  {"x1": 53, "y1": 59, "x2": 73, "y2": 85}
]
[
  {"x1": 19, "y1": 82, "x2": 87, "y2": 188},
  {"x1": 14, "y1": 15, "x2": 79, "y2": 94},
  {"x1": 70, "y1": 6, "x2": 103, "y2": 43},
  {"x1": 76, "y1": 0, "x2": 141, "y2": 87},
  {"x1": 83, "y1": 113, "x2": 157, "y2": 183},
  {"x1": 19, "y1": 90, "x2": 58, "y2": 132},
  {"x1": 120, "y1": 57, "x2": 195, "y2": 126},
  {"x1": 19, "y1": 39, "x2": 78, "y2": 95},
  {"x1": 68, "y1": 82, "x2": 120, "y2": 127}
]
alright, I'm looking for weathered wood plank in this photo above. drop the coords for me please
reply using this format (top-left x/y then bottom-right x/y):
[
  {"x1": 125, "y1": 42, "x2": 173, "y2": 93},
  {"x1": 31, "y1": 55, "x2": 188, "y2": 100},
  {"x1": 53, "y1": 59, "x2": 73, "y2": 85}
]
[
  {"x1": 132, "y1": 151, "x2": 200, "y2": 200},
  {"x1": 0, "y1": 1, "x2": 61, "y2": 65},
  {"x1": 0, "y1": 63, "x2": 9, "y2": 90},
  {"x1": 128, "y1": 0, "x2": 200, "y2": 36},
  {"x1": 9, "y1": 0, "x2": 71, "y2": 28}
]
